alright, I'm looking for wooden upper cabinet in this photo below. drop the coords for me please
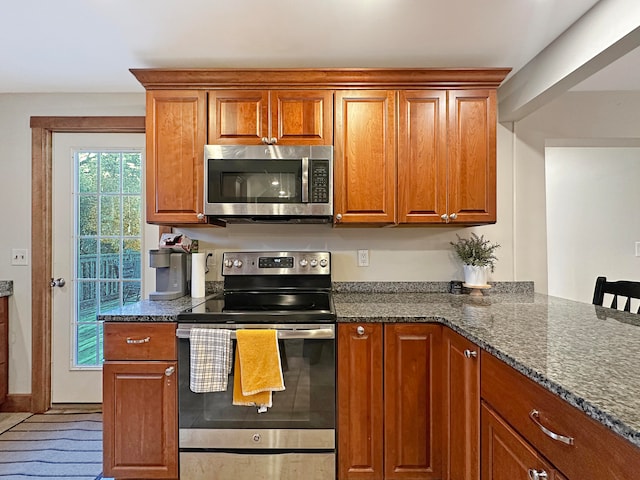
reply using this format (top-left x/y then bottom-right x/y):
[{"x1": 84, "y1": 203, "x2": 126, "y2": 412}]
[
  {"x1": 208, "y1": 90, "x2": 333, "y2": 145},
  {"x1": 398, "y1": 90, "x2": 447, "y2": 224},
  {"x1": 334, "y1": 90, "x2": 397, "y2": 225},
  {"x1": 146, "y1": 90, "x2": 207, "y2": 225},
  {"x1": 337, "y1": 323, "x2": 384, "y2": 480},
  {"x1": 447, "y1": 89, "x2": 497, "y2": 224},
  {"x1": 384, "y1": 324, "x2": 442, "y2": 480}
]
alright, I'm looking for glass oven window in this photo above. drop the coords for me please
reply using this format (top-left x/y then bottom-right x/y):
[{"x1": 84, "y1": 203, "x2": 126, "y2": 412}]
[
  {"x1": 208, "y1": 159, "x2": 302, "y2": 204},
  {"x1": 179, "y1": 337, "x2": 335, "y2": 430}
]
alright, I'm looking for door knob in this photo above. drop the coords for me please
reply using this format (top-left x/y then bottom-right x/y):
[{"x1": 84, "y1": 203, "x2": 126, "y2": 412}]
[{"x1": 50, "y1": 278, "x2": 66, "y2": 288}]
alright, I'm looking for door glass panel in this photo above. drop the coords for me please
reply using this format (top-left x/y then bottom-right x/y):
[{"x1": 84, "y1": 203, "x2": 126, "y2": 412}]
[{"x1": 75, "y1": 150, "x2": 143, "y2": 367}]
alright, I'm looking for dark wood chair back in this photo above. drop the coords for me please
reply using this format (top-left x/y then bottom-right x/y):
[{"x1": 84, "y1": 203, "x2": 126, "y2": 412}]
[{"x1": 592, "y1": 276, "x2": 640, "y2": 313}]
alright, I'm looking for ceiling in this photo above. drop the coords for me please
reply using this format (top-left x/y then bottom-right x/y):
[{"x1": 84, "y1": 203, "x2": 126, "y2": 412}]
[{"x1": 0, "y1": 0, "x2": 635, "y2": 94}]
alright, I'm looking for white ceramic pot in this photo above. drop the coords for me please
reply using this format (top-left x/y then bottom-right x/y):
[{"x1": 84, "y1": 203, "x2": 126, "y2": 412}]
[{"x1": 463, "y1": 265, "x2": 489, "y2": 287}]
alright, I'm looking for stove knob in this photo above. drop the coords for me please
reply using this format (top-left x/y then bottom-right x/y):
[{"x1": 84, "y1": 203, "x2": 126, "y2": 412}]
[
  {"x1": 310, "y1": 258, "x2": 318, "y2": 268},
  {"x1": 224, "y1": 259, "x2": 233, "y2": 268},
  {"x1": 299, "y1": 258, "x2": 308, "y2": 267},
  {"x1": 233, "y1": 259, "x2": 243, "y2": 268},
  {"x1": 319, "y1": 258, "x2": 328, "y2": 268}
]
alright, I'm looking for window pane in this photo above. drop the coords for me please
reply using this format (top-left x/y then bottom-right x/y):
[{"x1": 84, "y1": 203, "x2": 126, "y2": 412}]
[
  {"x1": 123, "y1": 196, "x2": 141, "y2": 236},
  {"x1": 77, "y1": 281, "x2": 97, "y2": 323},
  {"x1": 100, "y1": 239, "x2": 120, "y2": 279},
  {"x1": 78, "y1": 152, "x2": 98, "y2": 193},
  {"x1": 123, "y1": 281, "x2": 141, "y2": 304},
  {"x1": 123, "y1": 240, "x2": 141, "y2": 279},
  {"x1": 77, "y1": 322, "x2": 100, "y2": 366},
  {"x1": 99, "y1": 281, "x2": 121, "y2": 313},
  {"x1": 78, "y1": 196, "x2": 98, "y2": 236},
  {"x1": 123, "y1": 153, "x2": 141, "y2": 194},
  {"x1": 77, "y1": 238, "x2": 97, "y2": 279},
  {"x1": 100, "y1": 196, "x2": 121, "y2": 236},
  {"x1": 100, "y1": 152, "x2": 121, "y2": 193}
]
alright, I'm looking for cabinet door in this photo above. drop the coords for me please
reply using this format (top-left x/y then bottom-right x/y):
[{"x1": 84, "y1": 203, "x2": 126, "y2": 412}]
[
  {"x1": 481, "y1": 403, "x2": 563, "y2": 480},
  {"x1": 146, "y1": 90, "x2": 207, "y2": 224},
  {"x1": 443, "y1": 328, "x2": 480, "y2": 480},
  {"x1": 208, "y1": 90, "x2": 269, "y2": 144},
  {"x1": 337, "y1": 323, "x2": 384, "y2": 480},
  {"x1": 334, "y1": 90, "x2": 396, "y2": 225},
  {"x1": 384, "y1": 324, "x2": 442, "y2": 479},
  {"x1": 271, "y1": 90, "x2": 333, "y2": 145},
  {"x1": 103, "y1": 361, "x2": 178, "y2": 479},
  {"x1": 447, "y1": 89, "x2": 497, "y2": 224},
  {"x1": 398, "y1": 90, "x2": 447, "y2": 224}
]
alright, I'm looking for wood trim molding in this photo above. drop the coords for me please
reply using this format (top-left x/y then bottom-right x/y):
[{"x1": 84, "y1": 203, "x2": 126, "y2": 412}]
[
  {"x1": 30, "y1": 116, "x2": 144, "y2": 413},
  {"x1": 0, "y1": 394, "x2": 33, "y2": 412},
  {"x1": 130, "y1": 68, "x2": 512, "y2": 90}
]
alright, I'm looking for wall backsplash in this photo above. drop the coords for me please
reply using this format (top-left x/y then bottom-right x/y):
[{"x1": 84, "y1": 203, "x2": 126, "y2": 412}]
[{"x1": 177, "y1": 223, "x2": 512, "y2": 283}]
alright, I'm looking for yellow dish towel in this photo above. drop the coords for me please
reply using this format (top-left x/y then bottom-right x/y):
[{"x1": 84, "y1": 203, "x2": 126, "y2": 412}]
[{"x1": 232, "y1": 329, "x2": 285, "y2": 408}]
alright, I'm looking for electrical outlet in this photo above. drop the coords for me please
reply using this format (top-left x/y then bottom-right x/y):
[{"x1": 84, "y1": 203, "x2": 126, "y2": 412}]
[
  {"x1": 357, "y1": 249, "x2": 369, "y2": 267},
  {"x1": 11, "y1": 248, "x2": 28, "y2": 266}
]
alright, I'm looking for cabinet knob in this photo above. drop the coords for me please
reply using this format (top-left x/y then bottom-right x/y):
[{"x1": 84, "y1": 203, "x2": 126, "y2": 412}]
[
  {"x1": 165, "y1": 366, "x2": 175, "y2": 377},
  {"x1": 197, "y1": 213, "x2": 205, "y2": 220},
  {"x1": 463, "y1": 349, "x2": 478, "y2": 359},
  {"x1": 449, "y1": 213, "x2": 458, "y2": 220},
  {"x1": 528, "y1": 469, "x2": 548, "y2": 480},
  {"x1": 335, "y1": 213, "x2": 342, "y2": 222},
  {"x1": 356, "y1": 326, "x2": 365, "y2": 335},
  {"x1": 261, "y1": 137, "x2": 269, "y2": 144},
  {"x1": 270, "y1": 137, "x2": 278, "y2": 144},
  {"x1": 440, "y1": 213, "x2": 449, "y2": 221}
]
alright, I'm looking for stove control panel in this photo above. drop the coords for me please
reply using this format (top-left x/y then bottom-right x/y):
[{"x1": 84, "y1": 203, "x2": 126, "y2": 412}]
[{"x1": 222, "y1": 251, "x2": 331, "y2": 276}]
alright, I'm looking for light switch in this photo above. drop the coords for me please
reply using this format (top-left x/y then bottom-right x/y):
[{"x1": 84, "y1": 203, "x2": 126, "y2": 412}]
[{"x1": 11, "y1": 248, "x2": 28, "y2": 266}]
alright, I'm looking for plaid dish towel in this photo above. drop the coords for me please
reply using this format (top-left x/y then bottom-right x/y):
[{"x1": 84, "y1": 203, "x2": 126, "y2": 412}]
[{"x1": 189, "y1": 328, "x2": 232, "y2": 393}]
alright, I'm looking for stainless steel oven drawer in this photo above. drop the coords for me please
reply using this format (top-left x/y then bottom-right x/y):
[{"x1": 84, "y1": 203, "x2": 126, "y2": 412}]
[
  {"x1": 180, "y1": 428, "x2": 335, "y2": 449},
  {"x1": 180, "y1": 451, "x2": 335, "y2": 480}
]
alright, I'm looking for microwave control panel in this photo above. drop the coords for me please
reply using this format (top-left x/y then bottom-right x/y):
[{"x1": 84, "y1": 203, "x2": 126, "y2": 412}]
[{"x1": 310, "y1": 159, "x2": 330, "y2": 203}]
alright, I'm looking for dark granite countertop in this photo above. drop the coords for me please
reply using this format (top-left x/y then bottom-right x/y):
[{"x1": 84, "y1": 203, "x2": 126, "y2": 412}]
[
  {"x1": 0, "y1": 281, "x2": 13, "y2": 297},
  {"x1": 99, "y1": 287, "x2": 640, "y2": 448}
]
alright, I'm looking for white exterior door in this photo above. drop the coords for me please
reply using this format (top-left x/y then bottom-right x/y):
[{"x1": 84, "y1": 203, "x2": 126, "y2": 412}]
[{"x1": 52, "y1": 133, "x2": 155, "y2": 403}]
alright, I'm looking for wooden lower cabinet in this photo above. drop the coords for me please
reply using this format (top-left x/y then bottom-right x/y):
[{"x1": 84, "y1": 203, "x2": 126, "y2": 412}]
[
  {"x1": 103, "y1": 323, "x2": 178, "y2": 479},
  {"x1": 443, "y1": 328, "x2": 480, "y2": 480},
  {"x1": 337, "y1": 323, "x2": 442, "y2": 480},
  {"x1": 481, "y1": 402, "x2": 566, "y2": 480}
]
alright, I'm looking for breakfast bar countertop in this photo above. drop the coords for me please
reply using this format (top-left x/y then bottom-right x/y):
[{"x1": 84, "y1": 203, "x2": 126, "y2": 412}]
[
  {"x1": 0, "y1": 281, "x2": 13, "y2": 297},
  {"x1": 334, "y1": 290, "x2": 640, "y2": 448},
  {"x1": 99, "y1": 286, "x2": 640, "y2": 449}
]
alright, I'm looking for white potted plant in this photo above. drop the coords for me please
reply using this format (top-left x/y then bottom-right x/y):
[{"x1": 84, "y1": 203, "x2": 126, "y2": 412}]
[{"x1": 450, "y1": 233, "x2": 500, "y2": 287}]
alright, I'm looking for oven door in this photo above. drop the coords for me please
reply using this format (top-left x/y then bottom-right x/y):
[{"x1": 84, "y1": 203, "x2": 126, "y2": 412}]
[{"x1": 176, "y1": 323, "x2": 335, "y2": 451}]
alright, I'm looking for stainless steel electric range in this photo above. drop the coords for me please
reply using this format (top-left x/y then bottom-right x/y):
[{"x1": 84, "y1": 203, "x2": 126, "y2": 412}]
[{"x1": 176, "y1": 251, "x2": 336, "y2": 480}]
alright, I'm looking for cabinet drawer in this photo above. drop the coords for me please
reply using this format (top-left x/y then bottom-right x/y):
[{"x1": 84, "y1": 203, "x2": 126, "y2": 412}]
[
  {"x1": 104, "y1": 323, "x2": 177, "y2": 361},
  {"x1": 481, "y1": 351, "x2": 640, "y2": 480}
]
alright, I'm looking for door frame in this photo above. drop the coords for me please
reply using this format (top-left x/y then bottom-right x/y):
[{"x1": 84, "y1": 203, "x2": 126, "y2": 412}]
[{"x1": 29, "y1": 116, "x2": 145, "y2": 413}]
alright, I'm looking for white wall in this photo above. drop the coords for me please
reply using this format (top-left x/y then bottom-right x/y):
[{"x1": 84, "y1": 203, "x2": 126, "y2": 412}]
[
  {"x1": 0, "y1": 92, "x2": 516, "y2": 398},
  {"x1": 512, "y1": 91, "x2": 640, "y2": 294},
  {"x1": 545, "y1": 146, "x2": 640, "y2": 304}
]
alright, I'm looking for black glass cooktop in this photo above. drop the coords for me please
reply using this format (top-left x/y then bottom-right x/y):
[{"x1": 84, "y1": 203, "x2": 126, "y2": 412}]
[{"x1": 178, "y1": 291, "x2": 336, "y2": 323}]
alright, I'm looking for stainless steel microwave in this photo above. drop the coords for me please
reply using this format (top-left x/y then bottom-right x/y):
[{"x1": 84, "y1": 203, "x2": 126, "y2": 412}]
[{"x1": 204, "y1": 145, "x2": 333, "y2": 223}]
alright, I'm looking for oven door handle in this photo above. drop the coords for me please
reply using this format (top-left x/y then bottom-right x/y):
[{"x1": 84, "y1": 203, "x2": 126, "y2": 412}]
[{"x1": 176, "y1": 325, "x2": 335, "y2": 340}]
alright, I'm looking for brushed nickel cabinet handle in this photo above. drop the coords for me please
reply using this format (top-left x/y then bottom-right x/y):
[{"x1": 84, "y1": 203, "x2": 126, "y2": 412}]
[
  {"x1": 449, "y1": 213, "x2": 458, "y2": 220},
  {"x1": 463, "y1": 349, "x2": 477, "y2": 358},
  {"x1": 261, "y1": 137, "x2": 269, "y2": 144},
  {"x1": 528, "y1": 469, "x2": 548, "y2": 480},
  {"x1": 356, "y1": 326, "x2": 365, "y2": 335},
  {"x1": 529, "y1": 410, "x2": 574, "y2": 445},
  {"x1": 126, "y1": 336, "x2": 150, "y2": 345},
  {"x1": 165, "y1": 366, "x2": 175, "y2": 377},
  {"x1": 440, "y1": 213, "x2": 449, "y2": 222}
]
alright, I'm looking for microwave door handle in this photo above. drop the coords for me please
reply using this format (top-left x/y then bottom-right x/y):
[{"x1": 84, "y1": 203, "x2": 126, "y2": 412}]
[{"x1": 301, "y1": 157, "x2": 309, "y2": 203}]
